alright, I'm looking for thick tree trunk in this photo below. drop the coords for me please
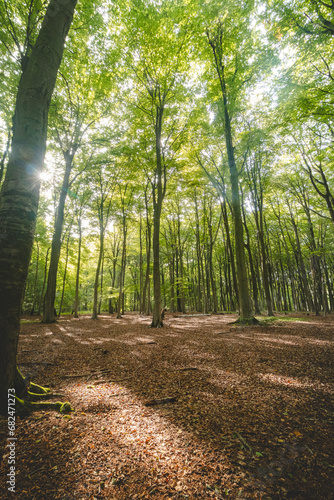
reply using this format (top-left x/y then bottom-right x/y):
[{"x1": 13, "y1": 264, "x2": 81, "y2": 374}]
[{"x1": 0, "y1": 0, "x2": 77, "y2": 416}]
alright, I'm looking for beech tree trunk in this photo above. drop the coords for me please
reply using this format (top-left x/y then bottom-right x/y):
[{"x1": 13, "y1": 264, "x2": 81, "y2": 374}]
[
  {"x1": 92, "y1": 229, "x2": 104, "y2": 320},
  {"x1": 38, "y1": 247, "x2": 50, "y2": 315},
  {"x1": 30, "y1": 241, "x2": 39, "y2": 316},
  {"x1": 208, "y1": 28, "x2": 254, "y2": 321},
  {"x1": 242, "y1": 204, "x2": 261, "y2": 315},
  {"x1": 43, "y1": 152, "x2": 73, "y2": 322},
  {"x1": 151, "y1": 107, "x2": 165, "y2": 327},
  {"x1": 0, "y1": 0, "x2": 77, "y2": 415},
  {"x1": 58, "y1": 226, "x2": 71, "y2": 316},
  {"x1": 117, "y1": 208, "x2": 127, "y2": 319},
  {"x1": 73, "y1": 217, "x2": 82, "y2": 318}
]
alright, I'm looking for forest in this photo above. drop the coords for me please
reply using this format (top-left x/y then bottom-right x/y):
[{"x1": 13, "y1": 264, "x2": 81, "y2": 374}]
[
  {"x1": 2, "y1": 0, "x2": 334, "y2": 327},
  {"x1": 0, "y1": 0, "x2": 333, "y2": 499}
]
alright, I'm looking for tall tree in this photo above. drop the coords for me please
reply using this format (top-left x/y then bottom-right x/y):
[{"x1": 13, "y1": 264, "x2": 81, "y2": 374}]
[
  {"x1": 122, "y1": 0, "x2": 191, "y2": 326},
  {"x1": 0, "y1": 0, "x2": 77, "y2": 415},
  {"x1": 205, "y1": 17, "x2": 255, "y2": 322}
]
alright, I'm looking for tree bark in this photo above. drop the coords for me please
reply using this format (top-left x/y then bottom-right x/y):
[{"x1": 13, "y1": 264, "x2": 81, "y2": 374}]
[
  {"x1": 142, "y1": 195, "x2": 151, "y2": 316},
  {"x1": 73, "y1": 217, "x2": 82, "y2": 318},
  {"x1": 117, "y1": 209, "x2": 127, "y2": 319},
  {"x1": 30, "y1": 241, "x2": 40, "y2": 316},
  {"x1": 43, "y1": 151, "x2": 73, "y2": 322},
  {"x1": 0, "y1": 0, "x2": 77, "y2": 415},
  {"x1": 151, "y1": 107, "x2": 165, "y2": 327},
  {"x1": 58, "y1": 225, "x2": 71, "y2": 316},
  {"x1": 242, "y1": 202, "x2": 261, "y2": 315},
  {"x1": 207, "y1": 28, "x2": 253, "y2": 322},
  {"x1": 38, "y1": 247, "x2": 50, "y2": 315}
]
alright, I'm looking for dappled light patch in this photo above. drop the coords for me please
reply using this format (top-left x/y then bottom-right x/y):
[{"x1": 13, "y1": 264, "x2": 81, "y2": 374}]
[
  {"x1": 1, "y1": 312, "x2": 333, "y2": 499},
  {"x1": 259, "y1": 373, "x2": 334, "y2": 394}
]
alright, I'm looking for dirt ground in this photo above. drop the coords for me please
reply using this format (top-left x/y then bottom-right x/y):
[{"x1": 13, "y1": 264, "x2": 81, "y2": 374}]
[{"x1": 0, "y1": 312, "x2": 333, "y2": 500}]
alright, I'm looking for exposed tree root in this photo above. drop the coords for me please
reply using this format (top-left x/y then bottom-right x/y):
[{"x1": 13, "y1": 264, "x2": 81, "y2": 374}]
[
  {"x1": 231, "y1": 317, "x2": 260, "y2": 325},
  {"x1": 29, "y1": 382, "x2": 51, "y2": 395},
  {"x1": 14, "y1": 366, "x2": 73, "y2": 416},
  {"x1": 15, "y1": 397, "x2": 73, "y2": 416}
]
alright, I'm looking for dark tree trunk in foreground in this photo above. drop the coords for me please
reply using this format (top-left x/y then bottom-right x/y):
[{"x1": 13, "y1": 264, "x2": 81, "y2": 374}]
[{"x1": 0, "y1": 0, "x2": 77, "y2": 416}]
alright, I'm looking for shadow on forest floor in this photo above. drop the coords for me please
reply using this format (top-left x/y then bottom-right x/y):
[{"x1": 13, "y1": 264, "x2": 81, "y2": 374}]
[{"x1": 1, "y1": 312, "x2": 333, "y2": 499}]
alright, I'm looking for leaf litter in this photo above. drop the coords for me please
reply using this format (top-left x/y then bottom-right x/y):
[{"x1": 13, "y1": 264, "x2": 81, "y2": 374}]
[{"x1": 0, "y1": 312, "x2": 333, "y2": 499}]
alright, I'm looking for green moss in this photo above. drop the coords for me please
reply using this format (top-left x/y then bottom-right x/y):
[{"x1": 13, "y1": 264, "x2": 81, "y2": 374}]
[
  {"x1": 60, "y1": 402, "x2": 73, "y2": 414},
  {"x1": 255, "y1": 315, "x2": 310, "y2": 325}
]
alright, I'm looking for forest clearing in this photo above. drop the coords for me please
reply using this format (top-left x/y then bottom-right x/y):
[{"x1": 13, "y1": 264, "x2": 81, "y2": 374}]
[{"x1": 0, "y1": 312, "x2": 333, "y2": 499}]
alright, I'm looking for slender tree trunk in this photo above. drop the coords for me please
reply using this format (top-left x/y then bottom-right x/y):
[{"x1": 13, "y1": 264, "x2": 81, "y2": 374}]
[
  {"x1": 0, "y1": 130, "x2": 11, "y2": 185},
  {"x1": 151, "y1": 195, "x2": 163, "y2": 325},
  {"x1": 288, "y1": 207, "x2": 314, "y2": 312},
  {"x1": 38, "y1": 247, "x2": 50, "y2": 315},
  {"x1": 142, "y1": 221, "x2": 151, "y2": 316},
  {"x1": 323, "y1": 258, "x2": 334, "y2": 311},
  {"x1": 220, "y1": 201, "x2": 238, "y2": 310},
  {"x1": 151, "y1": 108, "x2": 165, "y2": 327},
  {"x1": 207, "y1": 32, "x2": 253, "y2": 322},
  {"x1": 247, "y1": 164, "x2": 273, "y2": 316},
  {"x1": 43, "y1": 152, "x2": 73, "y2": 322},
  {"x1": 0, "y1": 0, "x2": 77, "y2": 415},
  {"x1": 194, "y1": 192, "x2": 203, "y2": 312},
  {"x1": 98, "y1": 252, "x2": 104, "y2": 315},
  {"x1": 117, "y1": 213, "x2": 127, "y2": 319},
  {"x1": 58, "y1": 227, "x2": 71, "y2": 316},
  {"x1": 177, "y1": 213, "x2": 186, "y2": 313},
  {"x1": 139, "y1": 215, "x2": 143, "y2": 313},
  {"x1": 73, "y1": 218, "x2": 82, "y2": 318},
  {"x1": 92, "y1": 230, "x2": 104, "y2": 320},
  {"x1": 30, "y1": 241, "x2": 39, "y2": 316},
  {"x1": 258, "y1": 219, "x2": 273, "y2": 316},
  {"x1": 207, "y1": 205, "x2": 218, "y2": 313},
  {"x1": 240, "y1": 188, "x2": 260, "y2": 313}
]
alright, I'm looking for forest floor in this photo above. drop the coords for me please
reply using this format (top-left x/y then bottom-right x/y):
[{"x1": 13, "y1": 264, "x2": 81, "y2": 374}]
[{"x1": 0, "y1": 312, "x2": 333, "y2": 500}]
